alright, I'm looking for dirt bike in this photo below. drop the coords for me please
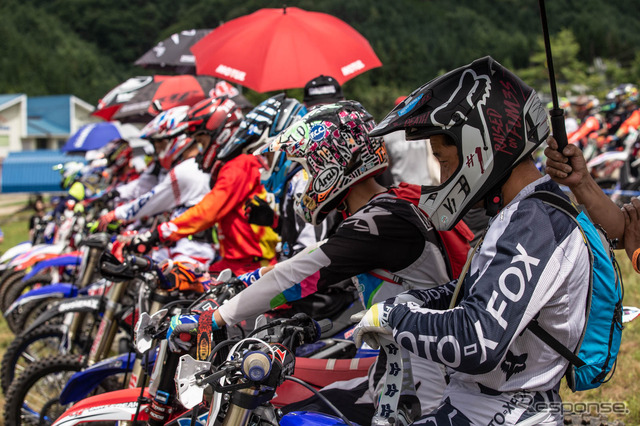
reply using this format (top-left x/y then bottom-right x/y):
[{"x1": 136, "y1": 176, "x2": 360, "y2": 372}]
[
  {"x1": 0, "y1": 233, "x2": 112, "y2": 393},
  {"x1": 1, "y1": 248, "x2": 158, "y2": 425},
  {"x1": 51, "y1": 309, "x2": 386, "y2": 426},
  {"x1": 0, "y1": 207, "x2": 89, "y2": 330},
  {"x1": 588, "y1": 129, "x2": 640, "y2": 206}
]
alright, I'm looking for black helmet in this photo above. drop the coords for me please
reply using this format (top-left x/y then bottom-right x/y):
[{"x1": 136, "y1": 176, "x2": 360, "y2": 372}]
[
  {"x1": 216, "y1": 93, "x2": 307, "y2": 163},
  {"x1": 370, "y1": 56, "x2": 549, "y2": 230}
]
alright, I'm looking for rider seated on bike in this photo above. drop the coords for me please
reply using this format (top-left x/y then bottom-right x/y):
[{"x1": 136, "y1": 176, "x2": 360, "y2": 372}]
[
  {"x1": 568, "y1": 95, "x2": 604, "y2": 148},
  {"x1": 353, "y1": 56, "x2": 591, "y2": 425},
  {"x1": 243, "y1": 117, "x2": 359, "y2": 321},
  {"x1": 546, "y1": 135, "x2": 640, "y2": 275},
  {"x1": 136, "y1": 95, "x2": 303, "y2": 276},
  {"x1": 167, "y1": 100, "x2": 472, "y2": 424},
  {"x1": 102, "y1": 111, "x2": 177, "y2": 204}
]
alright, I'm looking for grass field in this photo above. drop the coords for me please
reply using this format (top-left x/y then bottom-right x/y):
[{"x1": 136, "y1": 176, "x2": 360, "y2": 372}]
[{"x1": 0, "y1": 202, "x2": 637, "y2": 424}]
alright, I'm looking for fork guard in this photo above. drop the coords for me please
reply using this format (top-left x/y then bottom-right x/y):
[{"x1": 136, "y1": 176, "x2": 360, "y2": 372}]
[{"x1": 59, "y1": 351, "x2": 157, "y2": 405}]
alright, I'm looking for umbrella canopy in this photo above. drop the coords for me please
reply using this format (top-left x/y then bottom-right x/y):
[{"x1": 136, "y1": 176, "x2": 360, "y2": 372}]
[
  {"x1": 62, "y1": 122, "x2": 140, "y2": 152},
  {"x1": 93, "y1": 76, "x2": 156, "y2": 121},
  {"x1": 191, "y1": 7, "x2": 382, "y2": 93},
  {"x1": 134, "y1": 29, "x2": 213, "y2": 74},
  {"x1": 112, "y1": 75, "x2": 220, "y2": 123}
]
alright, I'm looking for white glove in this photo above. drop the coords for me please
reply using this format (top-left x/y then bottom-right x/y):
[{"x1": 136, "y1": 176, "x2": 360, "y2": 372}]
[{"x1": 351, "y1": 302, "x2": 394, "y2": 349}]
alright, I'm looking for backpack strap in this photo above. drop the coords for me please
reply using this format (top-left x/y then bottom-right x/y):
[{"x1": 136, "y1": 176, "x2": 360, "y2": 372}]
[
  {"x1": 527, "y1": 191, "x2": 579, "y2": 219},
  {"x1": 527, "y1": 317, "x2": 586, "y2": 367},
  {"x1": 525, "y1": 191, "x2": 590, "y2": 368}
]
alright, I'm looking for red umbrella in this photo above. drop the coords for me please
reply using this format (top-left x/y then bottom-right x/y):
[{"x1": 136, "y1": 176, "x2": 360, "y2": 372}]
[
  {"x1": 191, "y1": 7, "x2": 382, "y2": 93},
  {"x1": 112, "y1": 75, "x2": 219, "y2": 123}
]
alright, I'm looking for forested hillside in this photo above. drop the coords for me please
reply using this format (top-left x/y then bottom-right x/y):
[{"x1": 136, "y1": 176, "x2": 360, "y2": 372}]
[{"x1": 2, "y1": 0, "x2": 640, "y2": 118}]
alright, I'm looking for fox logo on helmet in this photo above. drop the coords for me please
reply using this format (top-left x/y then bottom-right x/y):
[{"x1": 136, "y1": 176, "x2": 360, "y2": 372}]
[{"x1": 430, "y1": 69, "x2": 491, "y2": 130}]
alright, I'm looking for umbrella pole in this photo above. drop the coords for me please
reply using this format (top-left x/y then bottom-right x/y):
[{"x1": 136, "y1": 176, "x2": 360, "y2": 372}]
[{"x1": 538, "y1": 0, "x2": 568, "y2": 151}]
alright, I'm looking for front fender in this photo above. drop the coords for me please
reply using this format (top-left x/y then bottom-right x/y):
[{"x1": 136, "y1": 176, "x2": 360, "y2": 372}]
[
  {"x1": 9, "y1": 243, "x2": 66, "y2": 269},
  {"x1": 5, "y1": 283, "x2": 78, "y2": 315},
  {"x1": 22, "y1": 253, "x2": 81, "y2": 281},
  {"x1": 0, "y1": 241, "x2": 32, "y2": 265},
  {"x1": 25, "y1": 295, "x2": 102, "y2": 334},
  {"x1": 60, "y1": 351, "x2": 158, "y2": 405},
  {"x1": 53, "y1": 388, "x2": 152, "y2": 426}
]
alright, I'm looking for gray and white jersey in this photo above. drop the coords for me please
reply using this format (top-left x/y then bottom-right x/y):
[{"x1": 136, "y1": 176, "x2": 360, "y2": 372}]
[
  {"x1": 389, "y1": 175, "x2": 590, "y2": 394},
  {"x1": 114, "y1": 157, "x2": 209, "y2": 222}
]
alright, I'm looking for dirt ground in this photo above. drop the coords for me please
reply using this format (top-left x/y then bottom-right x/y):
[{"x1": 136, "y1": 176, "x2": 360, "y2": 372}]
[{"x1": 0, "y1": 193, "x2": 31, "y2": 216}]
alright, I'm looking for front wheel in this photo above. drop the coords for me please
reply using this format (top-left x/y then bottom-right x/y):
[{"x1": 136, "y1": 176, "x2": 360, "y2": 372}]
[
  {"x1": 4, "y1": 273, "x2": 53, "y2": 333},
  {"x1": 3, "y1": 354, "x2": 118, "y2": 426},
  {"x1": 0, "y1": 323, "x2": 88, "y2": 393}
]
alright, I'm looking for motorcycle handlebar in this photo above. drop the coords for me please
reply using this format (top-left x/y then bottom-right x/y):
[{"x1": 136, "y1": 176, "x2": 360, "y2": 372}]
[
  {"x1": 99, "y1": 254, "x2": 154, "y2": 281},
  {"x1": 127, "y1": 254, "x2": 152, "y2": 271}
]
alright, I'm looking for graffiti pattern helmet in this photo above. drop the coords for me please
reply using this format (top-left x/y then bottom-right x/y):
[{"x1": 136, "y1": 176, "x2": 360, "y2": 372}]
[
  {"x1": 264, "y1": 100, "x2": 388, "y2": 225},
  {"x1": 185, "y1": 97, "x2": 244, "y2": 173},
  {"x1": 369, "y1": 56, "x2": 549, "y2": 230},
  {"x1": 217, "y1": 93, "x2": 307, "y2": 163}
]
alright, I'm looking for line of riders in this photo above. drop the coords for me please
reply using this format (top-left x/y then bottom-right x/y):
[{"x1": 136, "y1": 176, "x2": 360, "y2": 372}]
[
  {"x1": 542, "y1": 83, "x2": 640, "y2": 205},
  {"x1": 3, "y1": 58, "x2": 638, "y2": 425}
]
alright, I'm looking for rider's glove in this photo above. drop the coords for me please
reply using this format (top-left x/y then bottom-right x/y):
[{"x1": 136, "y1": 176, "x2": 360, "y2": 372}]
[
  {"x1": 351, "y1": 302, "x2": 394, "y2": 350},
  {"x1": 236, "y1": 267, "x2": 264, "y2": 286},
  {"x1": 166, "y1": 314, "x2": 200, "y2": 352},
  {"x1": 97, "y1": 210, "x2": 117, "y2": 231},
  {"x1": 244, "y1": 196, "x2": 278, "y2": 228},
  {"x1": 157, "y1": 221, "x2": 179, "y2": 243},
  {"x1": 130, "y1": 229, "x2": 159, "y2": 254}
]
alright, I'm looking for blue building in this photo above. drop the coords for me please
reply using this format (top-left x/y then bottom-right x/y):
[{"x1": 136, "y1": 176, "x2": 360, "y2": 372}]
[{"x1": 0, "y1": 94, "x2": 96, "y2": 193}]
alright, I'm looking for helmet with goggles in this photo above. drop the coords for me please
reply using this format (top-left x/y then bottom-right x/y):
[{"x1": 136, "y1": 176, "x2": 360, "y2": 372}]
[
  {"x1": 369, "y1": 56, "x2": 549, "y2": 230},
  {"x1": 264, "y1": 100, "x2": 388, "y2": 225},
  {"x1": 217, "y1": 93, "x2": 307, "y2": 163}
]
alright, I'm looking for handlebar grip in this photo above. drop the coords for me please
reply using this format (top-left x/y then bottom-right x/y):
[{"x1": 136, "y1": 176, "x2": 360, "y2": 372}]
[
  {"x1": 128, "y1": 254, "x2": 152, "y2": 270},
  {"x1": 550, "y1": 108, "x2": 568, "y2": 152},
  {"x1": 99, "y1": 262, "x2": 128, "y2": 277},
  {"x1": 242, "y1": 351, "x2": 272, "y2": 381},
  {"x1": 316, "y1": 318, "x2": 333, "y2": 336}
]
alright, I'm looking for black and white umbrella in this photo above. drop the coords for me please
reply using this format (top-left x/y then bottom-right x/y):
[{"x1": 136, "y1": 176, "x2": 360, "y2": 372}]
[{"x1": 134, "y1": 29, "x2": 212, "y2": 74}]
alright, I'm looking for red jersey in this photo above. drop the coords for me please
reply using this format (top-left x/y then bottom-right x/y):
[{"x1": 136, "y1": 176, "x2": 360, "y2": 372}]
[{"x1": 158, "y1": 154, "x2": 279, "y2": 263}]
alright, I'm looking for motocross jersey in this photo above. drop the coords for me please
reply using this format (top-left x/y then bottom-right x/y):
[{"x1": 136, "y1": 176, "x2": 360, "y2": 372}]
[
  {"x1": 616, "y1": 108, "x2": 640, "y2": 139},
  {"x1": 113, "y1": 157, "x2": 209, "y2": 222},
  {"x1": 158, "y1": 154, "x2": 279, "y2": 264},
  {"x1": 217, "y1": 188, "x2": 452, "y2": 324},
  {"x1": 114, "y1": 157, "x2": 215, "y2": 267},
  {"x1": 568, "y1": 114, "x2": 603, "y2": 146},
  {"x1": 218, "y1": 187, "x2": 459, "y2": 415},
  {"x1": 115, "y1": 160, "x2": 165, "y2": 201},
  {"x1": 387, "y1": 176, "x2": 589, "y2": 423}
]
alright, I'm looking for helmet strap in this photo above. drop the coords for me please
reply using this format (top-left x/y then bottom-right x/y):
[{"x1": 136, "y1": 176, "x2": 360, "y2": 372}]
[
  {"x1": 337, "y1": 201, "x2": 349, "y2": 220},
  {"x1": 484, "y1": 188, "x2": 503, "y2": 217},
  {"x1": 483, "y1": 171, "x2": 512, "y2": 217}
]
